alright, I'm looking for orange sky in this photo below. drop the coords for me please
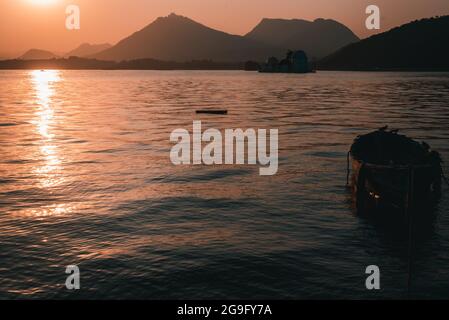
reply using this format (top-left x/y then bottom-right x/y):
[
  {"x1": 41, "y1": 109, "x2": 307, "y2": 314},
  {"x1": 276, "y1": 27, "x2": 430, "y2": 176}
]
[{"x1": 0, "y1": 0, "x2": 448, "y2": 57}]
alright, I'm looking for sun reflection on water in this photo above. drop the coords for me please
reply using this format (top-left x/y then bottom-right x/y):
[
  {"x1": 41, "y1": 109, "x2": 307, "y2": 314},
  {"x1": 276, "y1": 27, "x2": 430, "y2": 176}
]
[
  {"x1": 31, "y1": 70, "x2": 59, "y2": 139},
  {"x1": 29, "y1": 70, "x2": 66, "y2": 209}
]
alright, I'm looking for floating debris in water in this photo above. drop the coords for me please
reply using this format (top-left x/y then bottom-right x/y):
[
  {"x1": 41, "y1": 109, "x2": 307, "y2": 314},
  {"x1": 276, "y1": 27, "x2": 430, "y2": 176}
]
[{"x1": 195, "y1": 110, "x2": 228, "y2": 115}]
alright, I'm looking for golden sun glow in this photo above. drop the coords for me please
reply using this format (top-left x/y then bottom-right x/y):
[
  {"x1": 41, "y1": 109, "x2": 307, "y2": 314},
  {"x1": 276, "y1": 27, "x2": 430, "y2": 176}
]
[{"x1": 27, "y1": 0, "x2": 58, "y2": 5}]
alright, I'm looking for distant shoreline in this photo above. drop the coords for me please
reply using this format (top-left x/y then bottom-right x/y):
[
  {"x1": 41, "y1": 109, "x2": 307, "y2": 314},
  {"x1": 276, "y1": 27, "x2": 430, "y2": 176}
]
[
  {"x1": 0, "y1": 57, "x2": 244, "y2": 71},
  {"x1": 315, "y1": 67, "x2": 449, "y2": 72},
  {"x1": 1, "y1": 58, "x2": 449, "y2": 72}
]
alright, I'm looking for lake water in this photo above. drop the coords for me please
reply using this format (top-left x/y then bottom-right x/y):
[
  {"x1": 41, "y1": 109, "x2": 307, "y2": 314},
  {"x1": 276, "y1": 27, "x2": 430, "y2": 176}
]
[{"x1": 1, "y1": 70, "x2": 449, "y2": 299}]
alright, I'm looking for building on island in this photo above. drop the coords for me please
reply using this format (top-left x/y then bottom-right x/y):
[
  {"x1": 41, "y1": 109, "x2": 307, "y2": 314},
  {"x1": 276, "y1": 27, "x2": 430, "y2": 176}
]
[{"x1": 259, "y1": 50, "x2": 313, "y2": 73}]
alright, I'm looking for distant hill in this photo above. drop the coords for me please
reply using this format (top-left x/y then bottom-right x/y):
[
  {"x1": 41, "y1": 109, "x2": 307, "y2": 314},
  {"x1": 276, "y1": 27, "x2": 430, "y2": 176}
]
[
  {"x1": 93, "y1": 13, "x2": 284, "y2": 62},
  {"x1": 19, "y1": 49, "x2": 59, "y2": 60},
  {"x1": 65, "y1": 43, "x2": 112, "y2": 58},
  {"x1": 0, "y1": 52, "x2": 11, "y2": 60},
  {"x1": 245, "y1": 18, "x2": 359, "y2": 60},
  {"x1": 319, "y1": 16, "x2": 449, "y2": 70}
]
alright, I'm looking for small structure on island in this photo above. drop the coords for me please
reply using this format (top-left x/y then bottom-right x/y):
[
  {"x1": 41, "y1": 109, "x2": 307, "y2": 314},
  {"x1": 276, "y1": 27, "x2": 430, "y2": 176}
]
[
  {"x1": 291, "y1": 50, "x2": 309, "y2": 73},
  {"x1": 259, "y1": 50, "x2": 314, "y2": 73}
]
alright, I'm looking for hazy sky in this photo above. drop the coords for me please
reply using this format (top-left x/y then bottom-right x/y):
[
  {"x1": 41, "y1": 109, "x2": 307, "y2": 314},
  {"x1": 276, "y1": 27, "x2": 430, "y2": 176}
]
[{"x1": 0, "y1": 0, "x2": 448, "y2": 56}]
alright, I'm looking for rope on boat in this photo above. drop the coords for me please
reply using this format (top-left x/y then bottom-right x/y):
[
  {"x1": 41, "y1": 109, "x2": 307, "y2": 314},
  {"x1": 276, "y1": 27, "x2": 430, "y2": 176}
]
[
  {"x1": 406, "y1": 166, "x2": 415, "y2": 295},
  {"x1": 442, "y1": 169, "x2": 449, "y2": 188},
  {"x1": 346, "y1": 150, "x2": 351, "y2": 186}
]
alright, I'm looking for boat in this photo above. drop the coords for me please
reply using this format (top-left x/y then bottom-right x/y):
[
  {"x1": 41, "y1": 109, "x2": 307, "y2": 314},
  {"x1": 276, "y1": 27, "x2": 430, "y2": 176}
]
[{"x1": 348, "y1": 127, "x2": 442, "y2": 213}]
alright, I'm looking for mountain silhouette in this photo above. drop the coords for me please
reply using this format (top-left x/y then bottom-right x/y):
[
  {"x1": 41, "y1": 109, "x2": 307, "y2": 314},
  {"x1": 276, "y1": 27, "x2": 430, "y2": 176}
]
[
  {"x1": 65, "y1": 43, "x2": 112, "y2": 58},
  {"x1": 93, "y1": 13, "x2": 284, "y2": 62},
  {"x1": 245, "y1": 18, "x2": 359, "y2": 60},
  {"x1": 19, "y1": 49, "x2": 58, "y2": 60},
  {"x1": 320, "y1": 16, "x2": 449, "y2": 70}
]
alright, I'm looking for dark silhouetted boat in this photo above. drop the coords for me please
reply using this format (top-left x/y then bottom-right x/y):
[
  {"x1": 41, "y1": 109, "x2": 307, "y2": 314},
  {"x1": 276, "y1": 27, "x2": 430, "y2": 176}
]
[{"x1": 349, "y1": 127, "x2": 443, "y2": 213}]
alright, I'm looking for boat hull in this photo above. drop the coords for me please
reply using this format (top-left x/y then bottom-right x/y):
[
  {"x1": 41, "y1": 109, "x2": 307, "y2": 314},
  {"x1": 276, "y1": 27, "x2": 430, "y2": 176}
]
[{"x1": 351, "y1": 158, "x2": 441, "y2": 214}]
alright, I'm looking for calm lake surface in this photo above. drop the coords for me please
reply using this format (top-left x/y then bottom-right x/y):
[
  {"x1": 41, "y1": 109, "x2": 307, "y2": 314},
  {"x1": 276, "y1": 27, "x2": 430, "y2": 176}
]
[{"x1": 1, "y1": 70, "x2": 449, "y2": 299}]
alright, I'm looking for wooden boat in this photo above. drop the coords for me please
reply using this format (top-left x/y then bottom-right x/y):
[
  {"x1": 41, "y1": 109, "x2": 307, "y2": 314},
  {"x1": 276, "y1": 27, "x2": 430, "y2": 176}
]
[{"x1": 349, "y1": 127, "x2": 442, "y2": 213}]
